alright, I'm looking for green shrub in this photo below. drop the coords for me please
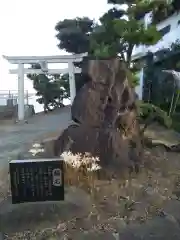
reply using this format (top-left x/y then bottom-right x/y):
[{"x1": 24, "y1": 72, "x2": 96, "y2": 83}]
[{"x1": 137, "y1": 101, "x2": 172, "y2": 128}]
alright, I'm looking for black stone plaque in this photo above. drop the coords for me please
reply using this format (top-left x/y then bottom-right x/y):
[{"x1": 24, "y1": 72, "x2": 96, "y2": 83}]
[{"x1": 9, "y1": 158, "x2": 64, "y2": 204}]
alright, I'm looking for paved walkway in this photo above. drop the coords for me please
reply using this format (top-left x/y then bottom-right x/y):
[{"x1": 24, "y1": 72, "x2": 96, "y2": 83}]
[{"x1": 0, "y1": 106, "x2": 71, "y2": 170}]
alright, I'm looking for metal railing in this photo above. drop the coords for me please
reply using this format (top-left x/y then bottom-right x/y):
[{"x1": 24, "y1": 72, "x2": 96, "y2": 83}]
[{"x1": 0, "y1": 90, "x2": 35, "y2": 106}]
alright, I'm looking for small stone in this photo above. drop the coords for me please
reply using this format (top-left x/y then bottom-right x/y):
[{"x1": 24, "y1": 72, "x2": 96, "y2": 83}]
[{"x1": 57, "y1": 222, "x2": 67, "y2": 232}]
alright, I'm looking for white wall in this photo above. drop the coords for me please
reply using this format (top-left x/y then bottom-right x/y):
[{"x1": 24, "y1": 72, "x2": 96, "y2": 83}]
[
  {"x1": 132, "y1": 12, "x2": 180, "y2": 59},
  {"x1": 135, "y1": 69, "x2": 144, "y2": 100}
]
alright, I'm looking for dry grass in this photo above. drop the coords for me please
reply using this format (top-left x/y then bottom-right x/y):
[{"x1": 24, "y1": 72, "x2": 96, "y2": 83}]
[
  {"x1": 62, "y1": 147, "x2": 180, "y2": 226},
  {"x1": 1, "y1": 146, "x2": 180, "y2": 239}
]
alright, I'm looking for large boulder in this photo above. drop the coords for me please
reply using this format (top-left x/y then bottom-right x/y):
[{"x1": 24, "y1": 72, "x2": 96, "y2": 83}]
[
  {"x1": 71, "y1": 58, "x2": 136, "y2": 126},
  {"x1": 54, "y1": 124, "x2": 134, "y2": 169},
  {"x1": 71, "y1": 82, "x2": 105, "y2": 126},
  {"x1": 55, "y1": 58, "x2": 143, "y2": 171}
]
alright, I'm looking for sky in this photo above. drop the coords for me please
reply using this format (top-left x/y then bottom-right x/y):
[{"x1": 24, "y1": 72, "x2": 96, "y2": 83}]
[{"x1": 0, "y1": 0, "x2": 110, "y2": 93}]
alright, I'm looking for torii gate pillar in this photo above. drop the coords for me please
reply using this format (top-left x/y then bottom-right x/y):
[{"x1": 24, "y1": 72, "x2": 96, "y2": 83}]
[
  {"x1": 18, "y1": 63, "x2": 25, "y2": 121},
  {"x1": 68, "y1": 61, "x2": 76, "y2": 104}
]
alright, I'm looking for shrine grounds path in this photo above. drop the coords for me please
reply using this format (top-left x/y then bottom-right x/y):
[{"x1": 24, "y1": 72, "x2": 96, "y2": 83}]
[{"x1": 0, "y1": 106, "x2": 72, "y2": 170}]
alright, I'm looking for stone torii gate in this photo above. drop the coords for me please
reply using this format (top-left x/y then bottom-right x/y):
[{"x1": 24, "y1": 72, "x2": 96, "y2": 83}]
[{"x1": 3, "y1": 53, "x2": 87, "y2": 121}]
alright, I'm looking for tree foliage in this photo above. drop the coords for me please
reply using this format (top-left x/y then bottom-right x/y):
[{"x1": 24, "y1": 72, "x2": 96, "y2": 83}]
[
  {"x1": 108, "y1": 0, "x2": 179, "y2": 24},
  {"x1": 137, "y1": 101, "x2": 172, "y2": 131},
  {"x1": 55, "y1": 17, "x2": 94, "y2": 54},
  {"x1": 27, "y1": 64, "x2": 70, "y2": 112},
  {"x1": 90, "y1": 0, "x2": 171, "y2": 65},
  {"x1": 55, "y1": 0, "x2": 170, "y2": 68}
]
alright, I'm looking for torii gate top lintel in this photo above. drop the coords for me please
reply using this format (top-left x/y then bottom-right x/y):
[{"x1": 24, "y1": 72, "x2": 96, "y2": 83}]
[{"x1": 3, "y1": 53, "x2": 87, "y2": 64}]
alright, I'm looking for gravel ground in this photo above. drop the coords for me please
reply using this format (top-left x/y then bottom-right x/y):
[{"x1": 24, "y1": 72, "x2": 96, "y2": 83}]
[{"x1": 1, "y1": 110, "x2": 180, "y2": 239}]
